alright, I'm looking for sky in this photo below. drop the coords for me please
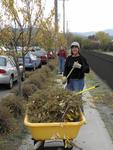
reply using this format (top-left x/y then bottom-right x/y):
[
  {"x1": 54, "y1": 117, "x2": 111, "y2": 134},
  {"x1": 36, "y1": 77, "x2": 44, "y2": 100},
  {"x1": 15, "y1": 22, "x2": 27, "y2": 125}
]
[{"x1": 45, "y1": 0, "x2": 113, "y2": 32}]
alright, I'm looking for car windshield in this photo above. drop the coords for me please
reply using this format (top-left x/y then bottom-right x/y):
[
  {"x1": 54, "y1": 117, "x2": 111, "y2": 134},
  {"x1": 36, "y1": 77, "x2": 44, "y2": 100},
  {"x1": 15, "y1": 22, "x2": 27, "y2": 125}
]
[
  {"x1": 18, "y1": 57, "x2": 30, "y2": 63},
  {"x1": 35, "y1": 48, "x2": 40, "y2": 51},
  {"x1": 35, "y1": 50, "x2": 47, "y2": 56},
  {"x1": 26, "y1": 52, "x2": 37, "y2": 60},
  {"x1": 25, "y1": 58, "x2": 31, "y2": 63},
  {"x1": 0, "y1": 57, "x2": 6, "y2": 66}
]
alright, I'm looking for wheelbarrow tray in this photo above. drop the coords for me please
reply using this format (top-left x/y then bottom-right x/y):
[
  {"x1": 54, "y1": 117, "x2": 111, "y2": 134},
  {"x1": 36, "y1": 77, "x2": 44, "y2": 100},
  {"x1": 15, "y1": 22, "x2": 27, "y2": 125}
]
[{"x1": 24, "y1": 111, "x2": 86, "y2": 141}]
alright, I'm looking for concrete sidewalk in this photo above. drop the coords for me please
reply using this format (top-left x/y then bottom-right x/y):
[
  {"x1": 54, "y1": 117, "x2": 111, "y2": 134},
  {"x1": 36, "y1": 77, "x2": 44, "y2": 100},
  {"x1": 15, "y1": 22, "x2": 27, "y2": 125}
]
[{"x1": 75, "y1": 92, "x2": 113, "y2": 150}]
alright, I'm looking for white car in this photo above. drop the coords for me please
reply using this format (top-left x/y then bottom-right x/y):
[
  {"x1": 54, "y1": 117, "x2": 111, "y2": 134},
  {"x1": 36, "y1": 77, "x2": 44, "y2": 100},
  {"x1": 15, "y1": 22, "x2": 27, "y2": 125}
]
[{"x1": 0, "y1": 55, "x2": 24, "y2": 89}]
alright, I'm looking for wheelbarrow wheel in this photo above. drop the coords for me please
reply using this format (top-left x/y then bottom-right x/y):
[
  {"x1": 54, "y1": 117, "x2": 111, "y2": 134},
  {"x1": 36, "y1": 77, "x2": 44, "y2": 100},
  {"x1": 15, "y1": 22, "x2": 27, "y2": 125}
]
[
  {"x1": 34, "y1": 140, "x2": 45, "y2": 150},
  {"x1": 37, "y1": 142, "x2": 44, "y2": 150},
  {"x1": 64, "y1": 147, "x2": 73, "y2": 150},
  {"x1": 63, "y1": 140, "x2": 73, "y2": 150}
]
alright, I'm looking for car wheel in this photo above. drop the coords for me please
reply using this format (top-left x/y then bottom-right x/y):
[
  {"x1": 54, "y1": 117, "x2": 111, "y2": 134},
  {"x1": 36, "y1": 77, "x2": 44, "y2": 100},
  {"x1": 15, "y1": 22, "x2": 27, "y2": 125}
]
[
  {"x1": 33, "y1": 65, "x2": 36, "y2": 71},
  {"x1": 38, "y1": 63, "x2": 42, "y2": 68},
  {"x1": 8, "y1": 77, "x2": 13, "y2": 89}
]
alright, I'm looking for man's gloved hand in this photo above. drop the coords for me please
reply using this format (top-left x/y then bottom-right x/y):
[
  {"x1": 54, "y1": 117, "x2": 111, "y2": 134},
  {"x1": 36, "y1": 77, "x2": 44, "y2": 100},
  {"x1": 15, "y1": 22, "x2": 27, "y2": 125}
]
[
  {"x1": 73, "y1": 61, "x2": 82, "y2": 69},
  {"x1": 62, "y1": 76, "x2": 67, "y2": 84}
]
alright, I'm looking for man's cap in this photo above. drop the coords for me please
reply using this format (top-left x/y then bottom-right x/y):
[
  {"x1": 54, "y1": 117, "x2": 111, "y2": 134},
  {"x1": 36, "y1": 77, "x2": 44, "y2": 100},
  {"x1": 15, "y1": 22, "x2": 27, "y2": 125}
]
[{"x1": 71, "y1": 41, "x2": 80, "y2": 49}]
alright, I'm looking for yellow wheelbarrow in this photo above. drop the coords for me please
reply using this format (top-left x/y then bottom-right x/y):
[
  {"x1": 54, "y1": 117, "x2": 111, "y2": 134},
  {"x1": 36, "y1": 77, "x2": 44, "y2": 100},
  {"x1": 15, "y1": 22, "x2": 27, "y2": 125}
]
[
  {"x1": 24, "y1": 110, "x2": 85, "y2": 150},
  {"x1": 24, "y1": 85, "x2": 98, "y2": 150}
]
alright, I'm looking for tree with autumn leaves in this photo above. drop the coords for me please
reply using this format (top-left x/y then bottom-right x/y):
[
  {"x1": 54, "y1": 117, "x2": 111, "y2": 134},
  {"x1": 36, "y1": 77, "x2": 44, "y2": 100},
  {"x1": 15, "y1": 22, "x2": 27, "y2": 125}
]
[{"x1": 0, "y1": 0, "x2": 69, "y2": 96}]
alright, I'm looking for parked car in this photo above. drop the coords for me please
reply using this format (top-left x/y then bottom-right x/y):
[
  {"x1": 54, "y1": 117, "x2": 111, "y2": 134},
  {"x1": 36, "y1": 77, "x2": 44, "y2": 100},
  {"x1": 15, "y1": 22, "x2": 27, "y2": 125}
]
[
  {"x1": 47, "y1": 51, "x2": 55, "y2": 59},
  {"x1": 0, "y1": 55, "x2": 24, "y2": 89},
  {"x1": 18, "y1": 52, "x2": 41, "y2": 70},
  {"x1": 33, "y1": 49, "x2": 48, "y2": 64}
]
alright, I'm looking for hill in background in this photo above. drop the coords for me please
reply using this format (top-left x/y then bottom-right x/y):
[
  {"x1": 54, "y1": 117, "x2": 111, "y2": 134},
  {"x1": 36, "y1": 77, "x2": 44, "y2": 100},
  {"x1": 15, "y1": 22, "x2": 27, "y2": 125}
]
[{"x1": 73, "y1": 29, "x2": 113, "y2": 38}]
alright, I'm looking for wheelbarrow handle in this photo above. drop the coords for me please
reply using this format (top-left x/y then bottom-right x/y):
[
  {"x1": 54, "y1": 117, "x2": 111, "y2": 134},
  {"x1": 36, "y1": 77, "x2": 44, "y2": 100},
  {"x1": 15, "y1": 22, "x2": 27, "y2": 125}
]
[
  {"x1": 62, "y1": 67, "x2": 75, "y2": 84},
  {"x1": 61, "y1": 85, "x2": 99, "y2": 120},
  {"x1": 66, "y1": 67, "x2": 75, "y2": 79},
  {"x1": 76, "y1": 85, "x2": 99, "y2": 95}
]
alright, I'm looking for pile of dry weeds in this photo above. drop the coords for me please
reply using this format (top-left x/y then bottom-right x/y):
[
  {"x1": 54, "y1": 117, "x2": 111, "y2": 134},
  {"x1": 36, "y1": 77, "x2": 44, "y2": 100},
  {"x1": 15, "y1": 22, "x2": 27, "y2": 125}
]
[{"x1": 27, "y1": 87, "x2": 82, "y2": 123}]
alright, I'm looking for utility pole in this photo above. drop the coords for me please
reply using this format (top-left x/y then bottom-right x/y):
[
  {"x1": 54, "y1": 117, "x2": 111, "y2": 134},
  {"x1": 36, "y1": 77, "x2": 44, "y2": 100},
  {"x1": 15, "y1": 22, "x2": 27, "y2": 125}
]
[
  {"x1": 63, "y1": 0, "x2": 65, "y2": 33},
  {"x1": 66, "y1": 20, "x2": 69, "y2": 32},
  {"x1": 54, "y1": 0, "x2": 58, "y2": 52},
  {"x1": 61, "y1": 0, "x2": 69, "y2": 33},
  {"x1": 54, "y1": 0, "x2": 58, "y2": 33},
  {"x1": 55, "y1": 0, "x2": 69, "y2": 33}
]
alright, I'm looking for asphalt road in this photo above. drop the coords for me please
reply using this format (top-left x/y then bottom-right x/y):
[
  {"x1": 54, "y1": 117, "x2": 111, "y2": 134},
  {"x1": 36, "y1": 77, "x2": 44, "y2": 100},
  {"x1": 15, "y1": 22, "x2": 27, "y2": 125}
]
[
  {"x1": 0, "y1": 85, "x2": 11, "y2": 100},
  {"x1": 0, "y1": 82, "x2": 18, "y2": 101}
]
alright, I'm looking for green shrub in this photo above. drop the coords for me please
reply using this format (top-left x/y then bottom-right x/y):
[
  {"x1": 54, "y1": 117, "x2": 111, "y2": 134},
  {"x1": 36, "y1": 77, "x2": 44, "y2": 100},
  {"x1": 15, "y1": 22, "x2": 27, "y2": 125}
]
[
  {"x1": 22, "y1": 83, "x2": 37, "y2": 99},
  {"x1": 24, "y1": 71, "x2": 34, "y2": 78},
  {"x1": 27, "y1": 76, "x2": 44, "y2": 90},
  {"x1": 1, "y1": 95, "x2": 24, "y2": 118},
  {"x1": 0, "y1": 105, "x2": 16, "y2": 136},
  {"x1": 40, "y1": 66, "x2": 51, "y2": 77},
  {"x1": 47, "y1": 59, "x2": 57, "y2": 71}
]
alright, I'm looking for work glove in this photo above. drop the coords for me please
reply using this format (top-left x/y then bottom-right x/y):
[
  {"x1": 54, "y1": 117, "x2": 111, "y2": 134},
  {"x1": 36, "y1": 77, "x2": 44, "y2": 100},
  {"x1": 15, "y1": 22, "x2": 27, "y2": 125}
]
[
  {"x1": 62, "y1": 76, "x2": 67, "y2": 84},
  {"x1": 73, "y1": 61, "x2": 82, "y2": 69}
]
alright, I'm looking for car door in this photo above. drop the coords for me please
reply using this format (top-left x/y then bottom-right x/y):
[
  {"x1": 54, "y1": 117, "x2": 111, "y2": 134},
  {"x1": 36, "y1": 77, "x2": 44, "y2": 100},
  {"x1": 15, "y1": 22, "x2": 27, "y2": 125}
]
[
  {"x1": 30, "y1": 53, "x2": 38, "y2": 67},
  {"x1": 8, "y1": 58, "x2": 18, "y2": 81},
  {"x1": 31, "y1": 51, "x2": 41, "y2": 67}
]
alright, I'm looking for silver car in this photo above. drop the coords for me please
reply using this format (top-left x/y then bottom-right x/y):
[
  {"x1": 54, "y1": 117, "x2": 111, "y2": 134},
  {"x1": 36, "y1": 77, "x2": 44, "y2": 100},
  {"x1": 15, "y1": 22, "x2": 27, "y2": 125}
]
[{"x1": 0, "y1": 55, "x2": 24, "y2": 89}]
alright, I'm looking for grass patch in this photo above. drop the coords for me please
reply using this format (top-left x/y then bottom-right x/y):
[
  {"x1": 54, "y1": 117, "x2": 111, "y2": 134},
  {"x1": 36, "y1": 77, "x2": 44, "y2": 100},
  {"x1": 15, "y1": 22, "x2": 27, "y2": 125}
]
[{"x1": 85, "y1": 70, "x2": 113, "y2": 107}]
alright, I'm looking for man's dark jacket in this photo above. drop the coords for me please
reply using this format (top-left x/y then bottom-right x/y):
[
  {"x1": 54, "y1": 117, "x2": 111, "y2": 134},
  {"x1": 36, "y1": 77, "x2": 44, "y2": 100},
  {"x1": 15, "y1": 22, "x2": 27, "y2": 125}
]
[{"x1": 63, "y1": 54, "x2": 90, "y2": 79}]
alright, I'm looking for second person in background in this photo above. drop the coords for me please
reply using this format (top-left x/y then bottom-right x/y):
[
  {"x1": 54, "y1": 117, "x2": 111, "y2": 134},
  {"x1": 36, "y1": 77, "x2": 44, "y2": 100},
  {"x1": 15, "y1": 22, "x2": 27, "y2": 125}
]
[{"x1": 57, "y1": 46, "x2": 67, "y2": 74}]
